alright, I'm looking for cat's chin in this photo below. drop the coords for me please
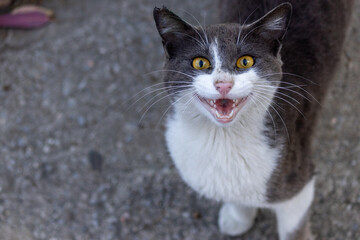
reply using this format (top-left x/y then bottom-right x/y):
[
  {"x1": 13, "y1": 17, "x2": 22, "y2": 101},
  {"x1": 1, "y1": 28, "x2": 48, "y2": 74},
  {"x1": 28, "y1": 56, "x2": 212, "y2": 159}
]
[{"x1": 195, "y1": 94, "x2": 249, "y2": 125}]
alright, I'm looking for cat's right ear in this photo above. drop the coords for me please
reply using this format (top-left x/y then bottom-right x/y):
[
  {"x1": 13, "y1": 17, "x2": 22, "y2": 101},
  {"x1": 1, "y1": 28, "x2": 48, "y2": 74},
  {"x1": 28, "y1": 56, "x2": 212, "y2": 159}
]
[{"x1": 153, "y1": 7, "x2": 194, "y2": 57}]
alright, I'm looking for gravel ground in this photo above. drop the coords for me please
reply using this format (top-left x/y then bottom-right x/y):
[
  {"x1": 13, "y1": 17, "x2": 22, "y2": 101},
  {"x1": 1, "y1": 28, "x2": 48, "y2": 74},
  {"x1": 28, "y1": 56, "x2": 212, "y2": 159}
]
[{"x1": 0, "y1": 0, "x2": 359, "y2": 239}]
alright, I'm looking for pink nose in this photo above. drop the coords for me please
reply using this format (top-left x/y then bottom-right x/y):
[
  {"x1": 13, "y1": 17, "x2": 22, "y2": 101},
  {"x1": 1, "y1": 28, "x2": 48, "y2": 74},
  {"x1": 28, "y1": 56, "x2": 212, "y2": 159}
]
[{"x1": 215, "y1": 81, "x2": 233, "y2": 96}]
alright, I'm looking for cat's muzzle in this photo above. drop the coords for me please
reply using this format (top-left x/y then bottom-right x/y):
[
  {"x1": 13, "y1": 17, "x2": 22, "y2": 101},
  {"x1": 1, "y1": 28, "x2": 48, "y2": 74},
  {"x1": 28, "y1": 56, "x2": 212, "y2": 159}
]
[{"x1": 196, "y1": 95, "x2": 249, "y2": 124}]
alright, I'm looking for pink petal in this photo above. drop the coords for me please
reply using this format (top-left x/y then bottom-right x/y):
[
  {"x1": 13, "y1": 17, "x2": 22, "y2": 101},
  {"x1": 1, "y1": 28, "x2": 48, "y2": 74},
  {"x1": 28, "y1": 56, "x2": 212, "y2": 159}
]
[
  {"x1": 12, "y1": 5, "x2": 55, "y2": 18},
  {"x1": 0, "y1": 12, "x2": 50, "y2": 29}
]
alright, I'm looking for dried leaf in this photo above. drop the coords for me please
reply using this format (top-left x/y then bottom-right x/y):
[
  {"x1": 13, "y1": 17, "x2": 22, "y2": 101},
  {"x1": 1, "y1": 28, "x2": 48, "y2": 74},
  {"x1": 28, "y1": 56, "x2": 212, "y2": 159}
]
[
  {"x1": 0, "y1": 12, "x2": 50, "y2": 29},
  {"x1": 11, "y1": 4, "x2": 54, "y2": 18}
]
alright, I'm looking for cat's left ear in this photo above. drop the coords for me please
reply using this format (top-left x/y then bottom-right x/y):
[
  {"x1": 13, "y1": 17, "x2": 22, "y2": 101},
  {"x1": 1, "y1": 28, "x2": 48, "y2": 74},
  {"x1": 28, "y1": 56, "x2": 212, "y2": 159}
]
[
  {"x1": 248, "y1": 3, "x2": 292, "y2": 53},
  {"x1": 153, "y1": 7, "x2": 197, "y2": 57},
  {"x1": 153, "y1": 7, "x2": 193, "y2": 40}
]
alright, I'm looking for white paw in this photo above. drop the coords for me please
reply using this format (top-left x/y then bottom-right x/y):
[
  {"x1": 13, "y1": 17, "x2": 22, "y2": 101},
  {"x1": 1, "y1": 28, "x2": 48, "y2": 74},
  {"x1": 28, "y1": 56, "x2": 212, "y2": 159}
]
[{"x1": 218, "y1": 203, "x2": 257, "y2": 236}]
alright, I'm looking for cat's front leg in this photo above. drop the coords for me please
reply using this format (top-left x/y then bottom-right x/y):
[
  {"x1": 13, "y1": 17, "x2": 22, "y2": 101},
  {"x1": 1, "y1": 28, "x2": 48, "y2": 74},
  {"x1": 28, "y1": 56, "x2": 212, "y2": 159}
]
[
  {"x1": 218, "y1": 202, "x2": 257, "y2": 236},
  {"x1": 272, "y1": 179, "x2": 315, "y2": 240}
]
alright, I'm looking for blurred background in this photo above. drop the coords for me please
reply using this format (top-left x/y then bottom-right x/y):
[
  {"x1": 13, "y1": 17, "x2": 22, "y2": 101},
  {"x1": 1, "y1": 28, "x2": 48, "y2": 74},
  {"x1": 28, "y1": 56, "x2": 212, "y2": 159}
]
[{"x1": 0, "y1": 0, "x2": 359, "y2": 239}]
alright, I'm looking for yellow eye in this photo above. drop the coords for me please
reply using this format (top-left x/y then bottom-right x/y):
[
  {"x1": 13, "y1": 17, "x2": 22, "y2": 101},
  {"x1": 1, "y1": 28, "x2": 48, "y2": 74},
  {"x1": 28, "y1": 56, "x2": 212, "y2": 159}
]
[
  {"x1": 236, "y1": 56, "x2": 254, "y2": 69},
  {"x1": 192, "y1": 57, "x2": 211, "y2": 70}
]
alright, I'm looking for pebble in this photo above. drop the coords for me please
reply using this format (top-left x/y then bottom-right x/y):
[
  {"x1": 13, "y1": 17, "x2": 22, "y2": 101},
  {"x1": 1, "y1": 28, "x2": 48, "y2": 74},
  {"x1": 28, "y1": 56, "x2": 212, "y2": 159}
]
[
  {"x1": 112, "y1": 64, "x2": 120, "y2": 74},
  {"x1": 62, "y1": 80, "x2": 72, "y2": 96},
  {"x1": 77, "y1": 116, "x2": 86, "y2": 126},
  {"x1": 352, "y1": 223, "x2": 359, "y2": 231},
  {"x1": 78, "y1": 79, "x2": 87, "y2": 90},
  {"x1": 125, "y1": 134, "x2": 133, "y2": 143},
  {"x1": 88, "y1": 150, "x2": 104, "y2": 172}
]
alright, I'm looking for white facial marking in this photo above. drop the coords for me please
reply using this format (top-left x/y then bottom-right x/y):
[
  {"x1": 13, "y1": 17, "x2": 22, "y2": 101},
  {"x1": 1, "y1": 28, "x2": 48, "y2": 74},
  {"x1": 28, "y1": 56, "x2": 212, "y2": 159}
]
[
  {"x1": 192, "y1": 40, "x2": 224, "y2": 99},
  {"x1": 212, "y1": 39, "x2": 222, "y2": 70}
]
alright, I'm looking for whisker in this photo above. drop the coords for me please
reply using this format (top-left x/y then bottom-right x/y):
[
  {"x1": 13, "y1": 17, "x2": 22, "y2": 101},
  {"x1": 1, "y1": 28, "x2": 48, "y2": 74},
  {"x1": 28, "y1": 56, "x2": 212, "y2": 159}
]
[
  {"x1": 127, "y1": 85, "x2": 192, "y2": 110},
  {"x1": 203, "y1": 12, "x2": 208, "y2": 41},
  {"x1": 138, "y1": 87, "x2": 191, "y2": 113},
  {"x1": 254, "y1": 86, "x2": 301, "y2": 104},
  {"x1": 177, "y1": 10, "x2": 208, "y2": 48},
  {"x1": 252, "y1": 89, "x2": 306, "y2": 119},
  {"x1": 249, "y1": 96, "x2": 277, "y2": 140},
  {"x1": 257, "y1": 77, "x2": 320, "y2": 105},
  {"x1": 257, "y1": 81, "x2": 308, "y2": 90},
  {"x1": 169, "y1": 31, "x2": 207, "y2": 49},
  {"x1": 269, "y1": 103, "x2": 289, "y2": 141},
  {"x1": 258, "y1": 79, "x2": 308, "y2": 89},
  {"x1": 154, "y1": 90, "x2": 196, "y2": 127},
  {"x1": 157, "y1": 91, "x2": 196, "y2": 128},
  {"x1": 124, "y1": 81, "x2": 194, "y2": 105},
  {"x1": 179, "y1": 95, "x2": 198, "y2": 122},
  {"x1": 236, "y1": 7, "x2": 258, "y2": 45},
  {"x1": 262, "y1": 81, "x2": 309, "y2": 92},
  {"x1": 181, "y1": 9, "x2": 209, "y2": 45},
  {"x1": 282, "y1": 72, "x2": 317, "y2": 85},
  {"x1": 256, "y1": 84, "x2": 311, "y2": 102},
  {"x1": 240, "y1": 22, "x2": 272, "y2": 45},
  {"x1": 252, "y1": 94, "x2": 289, "y2": 141},
  {"x1": 145, "y1": 69, "x2": 195, "y2": 79},
  {"x1": 180, "y1": 94, "x2": 197, "y2": 118},
  {"x1": 138, "y1": 91, "x2": 179, "y2": 124},
  {"x1": 138, "y1": 89, "x2": 194, "y2": 124},
  {"x1": 125, "y1": 68, "x2": 195, "y2": 106},
  {"x1": 259, "y1": 72, "x2": 318, "y2": 85},
  {"x1": 252, "y1": 91, "x2": 285, "y2": 112}
]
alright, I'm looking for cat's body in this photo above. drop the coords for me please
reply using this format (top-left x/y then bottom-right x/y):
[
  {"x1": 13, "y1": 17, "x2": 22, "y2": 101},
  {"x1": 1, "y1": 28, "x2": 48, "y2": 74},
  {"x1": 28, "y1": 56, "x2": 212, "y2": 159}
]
[
  {"x1": 153, "y1": 1, "x2": 354, "y2": 239},
  {"x1": 220, "y1": 0, "x2": 354, "y2": 203}
]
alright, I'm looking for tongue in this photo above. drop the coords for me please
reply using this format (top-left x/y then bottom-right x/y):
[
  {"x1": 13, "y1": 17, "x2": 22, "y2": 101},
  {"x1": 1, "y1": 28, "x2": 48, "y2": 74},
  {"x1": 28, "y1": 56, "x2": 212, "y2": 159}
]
[{"x1": 215, "y1": 99, "x2": 233, "y2": 115}]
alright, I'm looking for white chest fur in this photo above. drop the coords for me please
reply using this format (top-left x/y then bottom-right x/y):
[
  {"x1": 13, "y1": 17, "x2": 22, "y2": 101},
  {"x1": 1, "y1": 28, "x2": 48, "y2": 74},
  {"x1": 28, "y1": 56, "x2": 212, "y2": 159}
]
[{"x1": 165, "y1": 110, "x2": 280, "y2": 206}]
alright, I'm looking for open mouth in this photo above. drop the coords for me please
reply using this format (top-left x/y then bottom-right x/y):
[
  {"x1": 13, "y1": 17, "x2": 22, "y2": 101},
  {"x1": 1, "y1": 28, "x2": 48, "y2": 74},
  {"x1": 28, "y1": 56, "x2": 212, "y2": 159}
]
[{"x1": 196, "y1": 95, "x2": 249, "y2": 123}]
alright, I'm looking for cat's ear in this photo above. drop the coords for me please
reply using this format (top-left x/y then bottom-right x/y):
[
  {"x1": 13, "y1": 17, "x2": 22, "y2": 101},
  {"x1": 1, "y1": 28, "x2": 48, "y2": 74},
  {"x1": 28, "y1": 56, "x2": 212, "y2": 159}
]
[
  {"x1": 247, "y1": 3, "x2": 292, "y2": 53},
  {"x1": 153, "y1": 7, "x2": 195, "y2": 57},
  {"x1": 252, "y1": 3, "x2": 292, "y2": 40}
]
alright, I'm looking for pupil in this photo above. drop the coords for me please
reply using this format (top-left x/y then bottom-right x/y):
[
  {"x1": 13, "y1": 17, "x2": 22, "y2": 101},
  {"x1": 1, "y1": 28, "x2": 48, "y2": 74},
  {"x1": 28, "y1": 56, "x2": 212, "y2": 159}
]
[
  {"x1": 199, "y1": 60, "x2": 204, "y2": 68},
  {"x1": 243, "y1": 59, "x2": 248, "y2": 66}
]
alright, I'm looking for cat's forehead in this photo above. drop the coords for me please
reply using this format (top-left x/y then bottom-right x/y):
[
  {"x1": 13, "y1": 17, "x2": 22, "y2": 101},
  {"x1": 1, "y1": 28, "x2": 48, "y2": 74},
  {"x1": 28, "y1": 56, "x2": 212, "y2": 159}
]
[
  {"x1": 205, "y1": 23, "x2": 240, "y2": 45},
  {"x1": 206, "y1": 24, "x2": 239, "y2": 37},
  {"x1": 203, "y1": 23, "x2": 263, "y2": 53}
]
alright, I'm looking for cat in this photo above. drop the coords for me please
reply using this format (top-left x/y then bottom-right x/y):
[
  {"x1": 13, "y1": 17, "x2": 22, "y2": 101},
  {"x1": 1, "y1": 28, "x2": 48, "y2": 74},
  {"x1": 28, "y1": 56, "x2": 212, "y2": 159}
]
[{"x1": 153, "y1": 0, "x2": 354, "y2": 239}]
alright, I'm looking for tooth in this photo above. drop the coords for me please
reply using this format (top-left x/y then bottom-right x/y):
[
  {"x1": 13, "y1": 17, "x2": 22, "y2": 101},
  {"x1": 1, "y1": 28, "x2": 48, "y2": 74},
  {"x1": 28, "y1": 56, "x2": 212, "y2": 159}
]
[
  {"x1": 215, "y1": 110, "x2": 221, "y2": 118},
  {"x1": 211, "y1": 100, "x2": 215, "y2": 106},
  {"x1": 232, "y1": 103, "x2": 235, "y2": 107},
  {"x1": 229, "y1": 110, "x2": 234, "y2": 118}
]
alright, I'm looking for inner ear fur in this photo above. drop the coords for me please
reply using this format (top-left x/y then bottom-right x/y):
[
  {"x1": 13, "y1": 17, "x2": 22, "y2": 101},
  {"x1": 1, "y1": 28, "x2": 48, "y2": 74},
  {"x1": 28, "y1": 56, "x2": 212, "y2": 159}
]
[{"x1": 249, "y1": 3, "x2": 292, "y2": 41}]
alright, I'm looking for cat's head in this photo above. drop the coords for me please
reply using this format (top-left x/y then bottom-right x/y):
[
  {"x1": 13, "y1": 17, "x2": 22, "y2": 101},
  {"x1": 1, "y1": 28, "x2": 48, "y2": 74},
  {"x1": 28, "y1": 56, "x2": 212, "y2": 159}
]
[{"x1": 153, "y1": 3, "x2": 292, "y2": 126}]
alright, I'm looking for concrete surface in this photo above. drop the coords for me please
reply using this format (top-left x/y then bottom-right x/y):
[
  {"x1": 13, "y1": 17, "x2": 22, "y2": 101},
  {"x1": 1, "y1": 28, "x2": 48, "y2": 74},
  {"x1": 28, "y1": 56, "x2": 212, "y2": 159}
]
[{"x1": 0, "y1": 0, "x2": 359, "y2": 239}]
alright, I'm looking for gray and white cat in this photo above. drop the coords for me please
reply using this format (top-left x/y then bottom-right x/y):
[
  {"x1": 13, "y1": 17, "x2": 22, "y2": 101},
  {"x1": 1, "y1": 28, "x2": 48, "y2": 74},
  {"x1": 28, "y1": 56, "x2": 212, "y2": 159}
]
[{"x1": 153, "y1": 1, "x2": 354, "y2": 239}]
